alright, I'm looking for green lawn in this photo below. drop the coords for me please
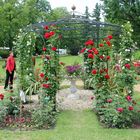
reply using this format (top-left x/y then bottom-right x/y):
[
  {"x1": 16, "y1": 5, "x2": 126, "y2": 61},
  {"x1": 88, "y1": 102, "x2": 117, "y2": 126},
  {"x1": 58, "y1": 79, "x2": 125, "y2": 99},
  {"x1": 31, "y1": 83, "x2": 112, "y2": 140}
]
[{"x1": 0, "y1": 110, "x2": 140, "y2": 140}]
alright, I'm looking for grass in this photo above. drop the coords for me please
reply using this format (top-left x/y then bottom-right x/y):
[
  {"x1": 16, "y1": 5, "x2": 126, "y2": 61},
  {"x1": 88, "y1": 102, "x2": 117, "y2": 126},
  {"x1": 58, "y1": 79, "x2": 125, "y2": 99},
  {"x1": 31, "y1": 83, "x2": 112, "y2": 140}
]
[{"x1": 0, "y1": 110, "x2": 140, "y2": 140}]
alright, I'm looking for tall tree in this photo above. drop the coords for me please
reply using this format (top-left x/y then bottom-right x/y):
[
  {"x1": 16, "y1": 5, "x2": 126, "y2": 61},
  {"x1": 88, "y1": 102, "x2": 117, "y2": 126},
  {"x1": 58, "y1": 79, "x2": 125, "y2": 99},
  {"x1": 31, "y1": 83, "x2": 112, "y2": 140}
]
[
  {"x1": 0, "y1": 0, "x2": 51, "y2": 50},
  {"x1": 46, "y1": 7, "x2": 70, "y2": 21},
  {"x1": 92, "y1": 3, "x2": 101, "y2": 21},
  {"x1": 102, "y1": 0, "x2": 140, "y2": 47},
  {"x1": 85, "y1": 6, "x2": 90, "y2": 19}
]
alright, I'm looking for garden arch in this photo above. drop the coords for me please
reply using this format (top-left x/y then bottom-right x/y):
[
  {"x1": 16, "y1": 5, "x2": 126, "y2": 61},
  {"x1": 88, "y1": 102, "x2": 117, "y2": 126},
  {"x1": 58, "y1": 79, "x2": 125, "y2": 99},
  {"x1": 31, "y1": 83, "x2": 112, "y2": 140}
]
[{"x1": 15, "y1": 13, "x2": 136, "y2": 129}]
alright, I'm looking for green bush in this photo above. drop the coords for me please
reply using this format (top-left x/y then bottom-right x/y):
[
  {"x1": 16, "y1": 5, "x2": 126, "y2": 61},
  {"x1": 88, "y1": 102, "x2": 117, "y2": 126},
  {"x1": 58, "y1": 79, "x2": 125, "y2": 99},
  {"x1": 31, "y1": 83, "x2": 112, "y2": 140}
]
[
  {"x1": 0, "y1": 49, "x2": 9, "y2": 58},
  {"x1": 31, "y1": 101, "x2": 56, "y2": 129},
  {"x1": 133, "y1": 50, "x2": 140, "y2": 60}
]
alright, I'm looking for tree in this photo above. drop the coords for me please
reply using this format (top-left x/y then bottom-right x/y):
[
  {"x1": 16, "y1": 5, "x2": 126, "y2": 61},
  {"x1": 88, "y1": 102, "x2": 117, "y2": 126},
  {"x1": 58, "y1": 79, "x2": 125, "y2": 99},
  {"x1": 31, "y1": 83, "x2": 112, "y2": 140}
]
[
  {"x1": 46, "y1": 7, "x2": 70, "y2": 21},
  {"x1": 92, "y1": 3, "x2": 101, "y2": 21},
  {"x1": 102, "y1": 0, "x2": 140, "y2": 47},
  {"x1": 0, "y1": 0, "x2": 51, "y2": 50},
  {"x1": 85, "y1": 6, "x2": 90, "y2": 19}
]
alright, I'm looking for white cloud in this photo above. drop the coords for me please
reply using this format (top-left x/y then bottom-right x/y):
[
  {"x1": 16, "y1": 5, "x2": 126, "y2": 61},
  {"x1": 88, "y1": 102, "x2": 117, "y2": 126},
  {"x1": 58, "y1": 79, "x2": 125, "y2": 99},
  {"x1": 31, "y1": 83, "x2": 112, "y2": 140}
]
[{"x1": 48, "y1": 0, "x2": 102, "y2": 14}]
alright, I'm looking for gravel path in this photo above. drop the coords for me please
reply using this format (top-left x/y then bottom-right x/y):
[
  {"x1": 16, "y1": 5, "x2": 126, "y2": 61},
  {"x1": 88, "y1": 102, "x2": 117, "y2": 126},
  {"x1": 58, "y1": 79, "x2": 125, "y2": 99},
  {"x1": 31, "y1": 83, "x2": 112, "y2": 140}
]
[{"x1": 56, "y1": 88, "x2": 94, "y2": 110}]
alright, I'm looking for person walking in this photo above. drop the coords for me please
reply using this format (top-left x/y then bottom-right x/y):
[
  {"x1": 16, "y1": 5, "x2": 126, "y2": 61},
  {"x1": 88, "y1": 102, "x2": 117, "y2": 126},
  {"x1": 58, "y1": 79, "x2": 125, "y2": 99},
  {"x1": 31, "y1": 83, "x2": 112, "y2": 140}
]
[{"x1": 4, "y1": 51, "x2": 16, "y2": 91}]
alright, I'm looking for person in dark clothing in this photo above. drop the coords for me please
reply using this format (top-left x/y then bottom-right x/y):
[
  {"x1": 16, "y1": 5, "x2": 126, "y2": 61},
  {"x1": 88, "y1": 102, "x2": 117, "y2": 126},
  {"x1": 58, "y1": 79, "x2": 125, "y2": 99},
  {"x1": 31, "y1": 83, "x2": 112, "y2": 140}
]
[{"x1": 4, "y1": 51, "x2": 16, "y2": 90}]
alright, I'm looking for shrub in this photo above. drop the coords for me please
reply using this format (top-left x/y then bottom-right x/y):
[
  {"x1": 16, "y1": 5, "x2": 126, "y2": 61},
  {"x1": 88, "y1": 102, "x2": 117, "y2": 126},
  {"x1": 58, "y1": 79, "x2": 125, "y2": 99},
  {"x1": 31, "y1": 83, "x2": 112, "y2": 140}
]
[
  {"x1": 31, "y1": 101, "x2": 56, "y2": 129},
  {"x1": 0, "y1": 49, "x2": 9, "y2": 58}
]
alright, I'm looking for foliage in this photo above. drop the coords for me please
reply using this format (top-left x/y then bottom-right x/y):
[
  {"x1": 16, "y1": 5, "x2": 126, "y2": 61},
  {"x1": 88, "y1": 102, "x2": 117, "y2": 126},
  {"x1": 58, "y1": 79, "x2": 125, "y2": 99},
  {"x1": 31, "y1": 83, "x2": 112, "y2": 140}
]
[
  {"x1": 92, "y1": 3, "x2": 101, "y2": 21},
  {"x1": 0, "y1": 0, "x2": 51, "y2": 50},
  {"x1": 31, "y1": 101, "x2": 56, "y2": 129},
  {"x1": 102, "y1": 0, "x2": 140, "y2": 48},
  {"x1": 0, "y1": 49, "x2": 9, "y2": 58},
  {"x1": 81, "y1": 29, "x2": 135, "y2": 128}
]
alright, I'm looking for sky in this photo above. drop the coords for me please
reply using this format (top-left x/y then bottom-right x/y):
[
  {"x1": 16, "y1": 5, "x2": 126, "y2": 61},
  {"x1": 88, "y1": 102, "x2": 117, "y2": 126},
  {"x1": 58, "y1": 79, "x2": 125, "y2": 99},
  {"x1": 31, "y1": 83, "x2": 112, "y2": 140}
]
[{"x1": 48, "y1": 0, "x2": 102, "y2": 14}]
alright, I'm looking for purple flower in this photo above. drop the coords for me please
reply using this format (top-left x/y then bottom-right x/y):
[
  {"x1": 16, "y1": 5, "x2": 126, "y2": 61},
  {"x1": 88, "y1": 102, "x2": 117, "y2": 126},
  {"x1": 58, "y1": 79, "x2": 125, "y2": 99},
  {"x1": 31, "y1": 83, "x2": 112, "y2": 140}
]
[{"x1": 65, "y1": 65, "x2": 81, "y2": 75}]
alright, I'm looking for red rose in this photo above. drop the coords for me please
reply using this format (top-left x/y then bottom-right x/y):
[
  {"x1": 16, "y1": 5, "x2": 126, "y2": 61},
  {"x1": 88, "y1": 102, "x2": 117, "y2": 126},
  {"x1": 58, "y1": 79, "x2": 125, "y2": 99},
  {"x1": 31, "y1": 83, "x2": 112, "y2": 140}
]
[
  {"x1": 88, "y1": 53, "x2": 94, "y2": 59},
  {"x1": 49, "y1": 31, "x2": 55, "y2": 36},
  {"x1": 104, "y1": 74, "x2": 110, "y2": 79},
  {"x1": 128, "y1": 106, "x2": 134, "y2": 111},
  {"x1": 94, "y1": 50, "x2": 99, "y2": 55},
  {"x1": 51, "y1": 47, "x2": 57, "y2": 51},
  {"x1": 106, "y1": 41, "x2": 111, "y2": 46},
  {"x1": 106, "y1": 56, "x2": 110, "y2": 60},
  {"x1": 99, "y1": 43, "x2": 104, "y2": 47},
  {"x1": 40, "y1": 72, "x2": 45, "y2": 78},
  {"x1": 44, "y1": 32, "x2": 51, "y2": 39},
  {"x1": 80, "y1": 48, "x2": 86, "y2": 53},
  {"x1": 45, "y1": 77, "x2": 49, "y2": 81},
  {"x1": 100, "y1": 55, "x2": 104, "y2": 59},
  {"x1": 20, "y1": 117, "x2": 25, "y2": 123},
  {"x1": 107, "y1": 99, "x2": 112, "y2": 103},
  {"x1": 44, "y1": 25, "x2": 49, "y2": 30},
  {"x1": 126, "y1": 95, "x2": 132, "y2": 101},
  {"x1": 117, "y1": 107, "x2": 123, "y2": 113},
  {"x1": 100, "y1": 69, "x2": 104, "y2": 74},
  {"x1": 92, "y1": 48, "x2": 96, "y2": 51},
  {"x1": 42, "y1": 47, "x2": 47, "y2": 51},
  {"x1": 92, "y1": 69, "x2": 97, "y2": 75},
  {"x1": 85, "y1": 40, "x2": 94, "y2": 46},
  {"x1": 88, "y1": 49, "x2": 93, "y2": 53},
  {"x1": 107, "y1": 35, "x2": 113, "y2": 40},
  {"x1": 125, "y1": 64, "x2": 130, "y2": 69},
  {"x1": 104, "y1": 68, "x2": 108, "y2": 73},
  {"x1": 42, "y1": 84, "x2": 51, "y2": 88},
  {"x1": 0, "y1": 94, "x2": 4, "y2": 100}
]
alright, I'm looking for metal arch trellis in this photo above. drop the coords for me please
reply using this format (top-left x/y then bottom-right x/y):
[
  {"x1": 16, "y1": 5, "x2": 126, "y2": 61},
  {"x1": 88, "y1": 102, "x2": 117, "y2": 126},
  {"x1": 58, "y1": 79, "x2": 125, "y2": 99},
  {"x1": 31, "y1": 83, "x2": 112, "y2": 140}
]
[{"x1": 29, "y1": 14, "x2": 121, "y2": 49}]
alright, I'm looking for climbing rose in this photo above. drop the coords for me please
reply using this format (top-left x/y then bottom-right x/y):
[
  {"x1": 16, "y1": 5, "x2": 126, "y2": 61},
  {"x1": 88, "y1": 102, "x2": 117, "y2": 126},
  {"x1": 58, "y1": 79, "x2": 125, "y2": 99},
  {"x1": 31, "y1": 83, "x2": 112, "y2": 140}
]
[
  {"x1": 104, "y1": 74, "x2": 110, "y2": 79},
  {"x1": 80, "y1": 48, "x2": 86, "y2": 53},
  {"x1": 99, "y1": 43, "x2": 104, "y2": 47},
  {"x1": 104, "y1": 68, "x2": 108, "y2": 73},
  {"x1": 100, "y1": 55, "x2": 104, "y2": 59},
  {"x1": 88, "y1": 53, "x2": 94, "y2": 59},
  {"x1": 94, "y1": 50, "x2": 98, "y2": 55},
  {"x1": 44, "y1": 25, "x2": 49, "y2": 30},
  {"x1": 107, "y1": 35, "x2": 113, "y2": 40},
  {"x1": 92, "y1": 69, "x2": 97, "y2": 75},
  {"x1": 88, "y1": 49, "x2": 93, "y2": 53},
  {"x1": 40, "y1": 73, "x2": 45, "y2": 78},
  {"x1": 51, "y1": 47, "x2": 57, "y2": 51},
  {"x1": 117, "y1": 107, "x2": 123, "y2": 113},
  {"x1": 126, "y1": 95, "x2": 132, "y2": 101},
  {"x1": 128, "y1": 106, "x2": 134, "y2": 111},
  {"x1": 107, "y1": 99, "x2": 112, "y2": 103},
  {"x1": 0, "y1": 94, "x2": 4, "y2": 100},
  {"x1": 85, "y1": 40, "x2": 94, "y2": 46},
  {"x1": 44, "y1": 32, "x2": 51, "y2": 39},
  {"x1": 125, "y1": 64, "x2": 130, "y2": 69},
  {"x1": 106, "y1": 56, "x2": 110, "y2": 60},
  {"x1": 49, "y1": 31, "x2": 55, "y2": 36},
  {"x1": 42, "y1": 84, "x2": 51, "y2": 88},
  {"x1": 42, "y1": 47, "x2": 47, "y2": 51},
  {"x1": 106, "y1": 41, "x2": 111, "y2": 46},
  {"x1": 45, "y1": 77, "x2": 49, "y2": 81},
  {"x1": 44, "y1": 31, "x2": 55, "y2": 39}
]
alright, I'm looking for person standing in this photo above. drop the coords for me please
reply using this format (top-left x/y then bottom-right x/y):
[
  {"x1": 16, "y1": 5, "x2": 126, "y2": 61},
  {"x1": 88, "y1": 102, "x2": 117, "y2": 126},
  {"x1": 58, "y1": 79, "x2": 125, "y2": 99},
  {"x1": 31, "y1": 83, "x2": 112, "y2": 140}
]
[{"x1": 4, "y1": 51, "x2": 16, "y2": 91}]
